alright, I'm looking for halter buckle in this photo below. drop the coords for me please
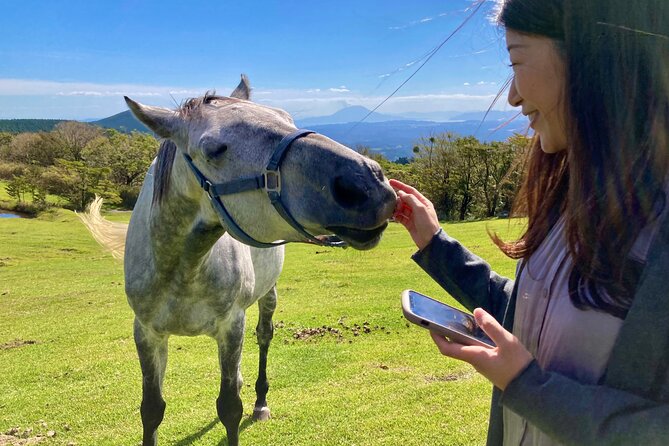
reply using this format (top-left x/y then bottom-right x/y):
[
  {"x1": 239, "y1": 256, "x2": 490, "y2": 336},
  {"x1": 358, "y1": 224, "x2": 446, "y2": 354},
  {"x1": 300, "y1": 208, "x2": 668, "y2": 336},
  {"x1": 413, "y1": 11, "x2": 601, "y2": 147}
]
[{"x1": 263, "y1": 169, "x2": 281, "y2": 193}]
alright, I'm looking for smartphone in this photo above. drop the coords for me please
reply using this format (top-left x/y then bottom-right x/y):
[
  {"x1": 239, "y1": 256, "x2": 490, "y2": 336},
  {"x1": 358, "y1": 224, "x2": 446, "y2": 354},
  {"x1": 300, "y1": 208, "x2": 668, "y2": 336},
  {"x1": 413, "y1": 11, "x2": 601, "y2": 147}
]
[{"x1": 401, "y1": 289, "x2": 495, "y2": 348}]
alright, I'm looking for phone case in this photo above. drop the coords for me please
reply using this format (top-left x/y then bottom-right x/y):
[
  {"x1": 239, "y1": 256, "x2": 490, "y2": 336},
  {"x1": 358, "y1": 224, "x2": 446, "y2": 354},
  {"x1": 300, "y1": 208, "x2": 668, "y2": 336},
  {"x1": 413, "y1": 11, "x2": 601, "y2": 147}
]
[{"x1": 401, "y1": 290, "x2": 495, "y2": 348}]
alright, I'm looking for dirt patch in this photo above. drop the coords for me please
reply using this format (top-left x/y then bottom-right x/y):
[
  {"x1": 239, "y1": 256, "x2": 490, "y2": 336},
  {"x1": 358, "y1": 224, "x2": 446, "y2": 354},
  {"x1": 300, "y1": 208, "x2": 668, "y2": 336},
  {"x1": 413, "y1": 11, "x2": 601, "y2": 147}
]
[
  {"x1": 0, "y1": 340, "x2": 37, "y2": 351},
  {"x1": 1, "y1": 424, "x2": 71, "y2": 446},
  {"x1": 424, "y1": 370, "x2": 475, "y2": 383},
  {"x1": 0, "y1": 429, "x2": 46, "y2": 445},
  {"x1": 277, "y1": 318, "x2": 394, "y2": 343},
  {"x1": 292, "y1": 326, "x2": 344, "y2": 341}
]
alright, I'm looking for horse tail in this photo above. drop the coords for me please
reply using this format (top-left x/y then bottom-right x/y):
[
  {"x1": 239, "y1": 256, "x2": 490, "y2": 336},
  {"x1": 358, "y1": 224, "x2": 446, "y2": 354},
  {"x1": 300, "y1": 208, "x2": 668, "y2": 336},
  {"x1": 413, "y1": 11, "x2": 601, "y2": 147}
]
[{"x1": 77, "y1": 195, "x2": 128, "y2": 260}]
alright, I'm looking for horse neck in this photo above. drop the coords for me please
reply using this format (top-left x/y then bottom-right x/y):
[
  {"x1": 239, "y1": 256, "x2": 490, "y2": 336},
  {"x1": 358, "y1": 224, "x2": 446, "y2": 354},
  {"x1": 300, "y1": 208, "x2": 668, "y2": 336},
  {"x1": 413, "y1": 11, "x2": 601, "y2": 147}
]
[{"x1": 148, "y1": 154, "x2": 225, "y2": 274}]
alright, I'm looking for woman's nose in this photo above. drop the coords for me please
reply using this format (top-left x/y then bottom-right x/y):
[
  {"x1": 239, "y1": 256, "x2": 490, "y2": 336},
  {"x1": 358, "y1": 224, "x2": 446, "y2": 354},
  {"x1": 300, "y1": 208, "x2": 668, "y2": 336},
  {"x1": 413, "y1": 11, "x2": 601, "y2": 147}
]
[{"x1": 508, "y1": 76, "x2": 522, "y2": 107}]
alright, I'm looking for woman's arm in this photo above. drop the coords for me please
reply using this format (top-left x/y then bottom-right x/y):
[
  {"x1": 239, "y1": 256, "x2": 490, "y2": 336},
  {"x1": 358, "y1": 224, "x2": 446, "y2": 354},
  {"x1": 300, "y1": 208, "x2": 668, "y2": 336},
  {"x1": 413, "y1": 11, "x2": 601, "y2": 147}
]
[
  {"x1": 412, "y1": 228, "x2": 515, "y2": 320},
  {"x1": 389, "y1": 179, "x2": 515, "y2": 319}
]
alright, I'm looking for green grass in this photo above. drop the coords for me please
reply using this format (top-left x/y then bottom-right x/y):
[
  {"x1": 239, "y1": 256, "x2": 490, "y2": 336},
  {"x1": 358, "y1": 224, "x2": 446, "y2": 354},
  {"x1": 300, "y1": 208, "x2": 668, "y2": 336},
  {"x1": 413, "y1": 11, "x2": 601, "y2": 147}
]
[{"x1": 0, "y1": 211, "x2": 524, "y2": 445}]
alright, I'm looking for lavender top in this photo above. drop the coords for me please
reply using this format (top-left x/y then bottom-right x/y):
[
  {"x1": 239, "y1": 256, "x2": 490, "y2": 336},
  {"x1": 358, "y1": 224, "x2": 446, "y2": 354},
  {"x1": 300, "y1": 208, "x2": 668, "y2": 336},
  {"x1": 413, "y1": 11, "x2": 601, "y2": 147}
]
[{"x1": 504, "y1": 212, "x2": 665, "y2": 446}]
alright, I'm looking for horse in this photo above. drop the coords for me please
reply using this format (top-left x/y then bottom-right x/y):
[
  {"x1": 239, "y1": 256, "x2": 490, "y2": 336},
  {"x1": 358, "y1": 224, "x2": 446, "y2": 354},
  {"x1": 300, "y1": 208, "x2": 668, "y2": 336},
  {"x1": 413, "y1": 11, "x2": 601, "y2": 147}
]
[{"x1": 79, "y1": 75, "x2": 396, "y2": 446}]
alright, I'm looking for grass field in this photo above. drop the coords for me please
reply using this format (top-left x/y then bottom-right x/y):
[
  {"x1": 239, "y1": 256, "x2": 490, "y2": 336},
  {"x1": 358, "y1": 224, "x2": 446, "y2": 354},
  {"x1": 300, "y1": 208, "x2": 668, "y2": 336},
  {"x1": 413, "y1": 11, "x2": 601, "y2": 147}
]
[{"x1": 0, "y1": 209, "x2": 524, "y2": 445}]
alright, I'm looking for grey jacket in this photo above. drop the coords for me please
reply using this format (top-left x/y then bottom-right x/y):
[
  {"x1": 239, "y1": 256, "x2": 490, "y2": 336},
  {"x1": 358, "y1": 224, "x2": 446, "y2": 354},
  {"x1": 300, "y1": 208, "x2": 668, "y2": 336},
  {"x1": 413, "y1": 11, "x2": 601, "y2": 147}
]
[{"x1": 412, "y1": 212, "x2": 669, "y2": 445}]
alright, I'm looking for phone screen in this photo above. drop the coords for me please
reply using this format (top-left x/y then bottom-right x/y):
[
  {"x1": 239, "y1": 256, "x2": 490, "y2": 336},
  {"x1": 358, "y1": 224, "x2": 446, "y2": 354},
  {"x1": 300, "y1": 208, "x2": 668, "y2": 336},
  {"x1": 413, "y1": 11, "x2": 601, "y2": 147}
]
[{"x1": 407, "y1": 291, "x2": 494, "y2": 347}]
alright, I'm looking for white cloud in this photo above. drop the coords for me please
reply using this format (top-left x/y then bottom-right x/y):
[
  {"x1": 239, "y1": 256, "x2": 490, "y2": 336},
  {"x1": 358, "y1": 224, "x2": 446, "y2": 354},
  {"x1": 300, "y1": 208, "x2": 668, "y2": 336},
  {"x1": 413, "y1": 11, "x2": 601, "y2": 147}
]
[
  {"x1": 0, "y1": 78, "x2": 216, "y2": 99},
  {"x1": 256, "y1": 90, "x2": 507, "y2": 119},
  {"x1": 0, "y1": 78, "x2": 511, "y2": 120},
  {"x1": 389, "y1": 11, "x2": 457, "y2": 30}
]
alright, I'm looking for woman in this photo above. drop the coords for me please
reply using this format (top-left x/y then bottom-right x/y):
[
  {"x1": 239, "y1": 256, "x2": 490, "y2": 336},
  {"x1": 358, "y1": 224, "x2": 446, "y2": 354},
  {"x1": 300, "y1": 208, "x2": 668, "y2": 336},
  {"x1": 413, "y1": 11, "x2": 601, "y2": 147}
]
[{"x1": 391, "y1": 0, "x2": 669, "y2": 444}]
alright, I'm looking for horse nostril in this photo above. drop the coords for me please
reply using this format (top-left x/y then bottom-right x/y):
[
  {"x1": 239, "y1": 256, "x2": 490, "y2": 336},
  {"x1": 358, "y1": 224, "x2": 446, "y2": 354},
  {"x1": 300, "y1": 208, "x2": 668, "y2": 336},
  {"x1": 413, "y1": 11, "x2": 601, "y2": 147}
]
[{"x1": 332, "y1": 175, "x2": 368, "y2": 209}]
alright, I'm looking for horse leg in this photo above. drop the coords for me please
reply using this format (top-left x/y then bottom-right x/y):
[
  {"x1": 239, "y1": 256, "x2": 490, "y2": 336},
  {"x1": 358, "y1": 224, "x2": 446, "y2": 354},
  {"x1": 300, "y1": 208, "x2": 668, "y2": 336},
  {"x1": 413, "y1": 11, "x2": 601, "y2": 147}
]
[
  {"x1": 134, "y1": 318, "x2": 169, "y2": 446},
  {"x1": 253, "y1": 286, "x2": 277, "y2": 421},
  {"x1": 216, "y1": 313, "x2": 245, "y2": 446}
]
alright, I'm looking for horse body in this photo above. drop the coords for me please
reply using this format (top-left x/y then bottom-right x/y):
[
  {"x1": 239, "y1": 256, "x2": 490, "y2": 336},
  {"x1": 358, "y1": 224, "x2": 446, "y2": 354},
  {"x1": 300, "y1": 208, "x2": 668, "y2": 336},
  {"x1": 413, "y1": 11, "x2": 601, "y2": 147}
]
[
  {"x1": 125, "y1": 160, "x2": 283, "y2": 337},
  {"x1": 81, "y1": 76, "x2": 396, "y2": 446}
]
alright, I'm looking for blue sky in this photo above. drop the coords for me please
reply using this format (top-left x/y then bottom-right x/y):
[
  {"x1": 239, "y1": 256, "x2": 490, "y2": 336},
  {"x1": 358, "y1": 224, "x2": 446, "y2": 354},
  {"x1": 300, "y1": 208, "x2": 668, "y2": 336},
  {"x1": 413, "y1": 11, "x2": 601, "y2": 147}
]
[{"x1": 0, "y1": 0, "x2": 515, "y2": 120}]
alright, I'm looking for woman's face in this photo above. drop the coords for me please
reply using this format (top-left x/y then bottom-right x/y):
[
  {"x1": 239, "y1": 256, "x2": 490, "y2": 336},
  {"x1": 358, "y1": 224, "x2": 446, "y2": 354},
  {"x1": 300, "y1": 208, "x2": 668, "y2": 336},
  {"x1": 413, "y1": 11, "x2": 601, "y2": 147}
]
[{"x1": 506, "y1": 30, "x2": 568, "y2": 153}]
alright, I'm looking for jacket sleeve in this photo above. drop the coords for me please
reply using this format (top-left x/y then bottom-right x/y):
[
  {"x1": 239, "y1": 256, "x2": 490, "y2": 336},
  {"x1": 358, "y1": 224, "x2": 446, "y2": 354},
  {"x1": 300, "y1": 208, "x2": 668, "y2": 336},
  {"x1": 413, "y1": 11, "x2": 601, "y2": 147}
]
[
  {"x1": 502, "y1": 361, "x2": 669, "y2": 445},
  {"x1": 411, "y1": 228, "x2": 515, "y2": 322}
]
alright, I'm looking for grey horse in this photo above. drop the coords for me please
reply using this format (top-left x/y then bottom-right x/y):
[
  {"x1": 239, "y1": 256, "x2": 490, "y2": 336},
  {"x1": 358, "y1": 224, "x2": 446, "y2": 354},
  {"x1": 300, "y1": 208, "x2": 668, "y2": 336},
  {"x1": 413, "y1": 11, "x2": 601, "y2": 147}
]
[{"x1": 80, "y1": 76, "x2": 396, "y2": 446}]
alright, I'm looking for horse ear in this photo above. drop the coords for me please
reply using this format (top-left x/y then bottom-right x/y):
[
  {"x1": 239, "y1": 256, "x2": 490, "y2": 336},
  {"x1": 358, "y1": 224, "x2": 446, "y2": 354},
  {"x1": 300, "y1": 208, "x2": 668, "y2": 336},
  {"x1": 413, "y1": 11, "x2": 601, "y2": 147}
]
[
  {"x1": 124, "y1": 96, "x2": 180, "y2": 139},
  {"x1": 230, "y1": 74, "x2": 251, "y2": 100}
]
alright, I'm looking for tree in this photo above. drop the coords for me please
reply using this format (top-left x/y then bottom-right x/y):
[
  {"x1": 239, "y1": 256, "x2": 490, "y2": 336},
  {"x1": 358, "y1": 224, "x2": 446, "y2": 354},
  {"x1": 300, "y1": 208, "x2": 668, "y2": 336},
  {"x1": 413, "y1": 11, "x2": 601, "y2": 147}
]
[
  {"x1": 412, "y1": 132, "x2": 458, "y2": 219},
  {"x1": 53, "y1": 121, "x2": 103, "y2": 161},
  {"x1": 474, "y1": 141, "x2": 516, "y2": 217},
  {"x1": 5, "y1": 175, "x2": 30, "y2": 203},
  {"x1": 0, "y1": 132, "x2": 13, "y2": 159},
  {"x1": 80, "y1": 129, "x2": 157, "y2": 207},
  {"x1": 43, "y1": 159, "x2": 120, "y2": 211},
  {"x1": 450, "y1": 137, "x2": 480, "y2": 220},
  {"x1": 1, "y1": 131, "x2": 66, "y2": 167}
]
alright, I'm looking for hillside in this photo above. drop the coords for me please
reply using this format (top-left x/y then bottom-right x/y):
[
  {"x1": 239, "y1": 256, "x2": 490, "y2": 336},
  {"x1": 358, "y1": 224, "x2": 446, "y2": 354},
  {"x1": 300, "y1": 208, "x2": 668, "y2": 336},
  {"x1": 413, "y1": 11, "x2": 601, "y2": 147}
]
[
  {"x1": 0, "y1": 106, "x2": 528, "y2": 161},
  {"x1": 0, "y1": 119, "x2": 68, "y2": 133},
  {"x1": 296, "y1": 105, "x2": 400, "y2": 126},
  {"x1": 91, "y1": 110, "x2": 150, "y2": 133},
  {"x1": 307, "y1": 118, "x2": 528, "y2": 160}
]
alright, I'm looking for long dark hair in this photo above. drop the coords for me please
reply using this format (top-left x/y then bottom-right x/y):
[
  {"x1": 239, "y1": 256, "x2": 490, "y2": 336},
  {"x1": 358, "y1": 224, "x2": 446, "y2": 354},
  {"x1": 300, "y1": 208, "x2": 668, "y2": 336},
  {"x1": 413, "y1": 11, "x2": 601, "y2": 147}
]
[{"x1": 495, "y1": 0, "x2": 669, "y2": 318}]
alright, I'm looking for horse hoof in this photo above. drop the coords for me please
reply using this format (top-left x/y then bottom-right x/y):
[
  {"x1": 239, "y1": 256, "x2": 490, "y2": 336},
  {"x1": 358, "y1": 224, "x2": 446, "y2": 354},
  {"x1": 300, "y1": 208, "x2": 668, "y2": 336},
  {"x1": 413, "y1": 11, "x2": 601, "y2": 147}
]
[{"x1": 253, "y1": 406, "x2": 271, "y2": 421}]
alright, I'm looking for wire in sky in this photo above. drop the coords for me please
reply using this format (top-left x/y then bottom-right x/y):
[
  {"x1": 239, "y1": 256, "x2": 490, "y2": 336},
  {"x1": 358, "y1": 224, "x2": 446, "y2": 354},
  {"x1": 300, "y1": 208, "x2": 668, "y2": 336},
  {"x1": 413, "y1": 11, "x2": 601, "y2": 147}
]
[{"x1": 348, "y1": 0, "x2": 487, "y2": 133}]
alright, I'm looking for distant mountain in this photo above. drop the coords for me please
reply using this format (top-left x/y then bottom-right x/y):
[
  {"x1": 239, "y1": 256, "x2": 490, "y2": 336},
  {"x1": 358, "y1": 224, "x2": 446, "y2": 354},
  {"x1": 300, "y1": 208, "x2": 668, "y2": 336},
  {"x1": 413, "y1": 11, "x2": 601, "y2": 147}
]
[
  {"x1": 306, "y1": 118, "x2": 529, "y2": 161},
  {"x1": 392, "y1": 111, "x2": 463, "y2": 122},
  {"x1": 0, "y1": 105, "x2": 529, "y2": 162},
  {"x1": 449, "y1": 110, "x2": 520, "y2": 122},
  {"x1": 0, "y1": 119, "x2": 68, "y2": 133},
  {"x1": 88, "y1": 107, "x2": 528, "y2": 161},
  {"x1": 91, "y1": 110, "x2": 150, "y2": 133},
  {"x1": 296, "y1": 106, "x2": 402, "y2": 127}
]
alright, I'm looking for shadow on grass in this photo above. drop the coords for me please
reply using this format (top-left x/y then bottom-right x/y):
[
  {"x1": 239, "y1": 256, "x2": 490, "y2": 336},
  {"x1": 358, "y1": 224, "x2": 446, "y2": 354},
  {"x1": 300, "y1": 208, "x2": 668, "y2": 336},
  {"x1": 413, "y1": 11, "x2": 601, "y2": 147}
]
[{"x1": 173, "y1": 416, "x2": 256, "y2": 446}]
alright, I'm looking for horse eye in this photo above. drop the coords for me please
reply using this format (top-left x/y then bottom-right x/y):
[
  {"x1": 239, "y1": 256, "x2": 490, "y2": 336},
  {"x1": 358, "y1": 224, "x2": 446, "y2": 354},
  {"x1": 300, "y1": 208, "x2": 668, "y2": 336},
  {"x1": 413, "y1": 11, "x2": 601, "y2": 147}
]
[
  {"x1": 204, "y1": 143, "x2": 228, "y2": 159},
  {"x1": 213, "y1": 144, "x2": 228, "y2": 156}
]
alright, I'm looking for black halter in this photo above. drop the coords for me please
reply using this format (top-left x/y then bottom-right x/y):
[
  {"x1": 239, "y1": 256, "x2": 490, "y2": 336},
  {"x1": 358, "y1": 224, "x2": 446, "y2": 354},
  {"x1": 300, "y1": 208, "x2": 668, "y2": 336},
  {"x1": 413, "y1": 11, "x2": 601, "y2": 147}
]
[{"x1": 182, "y1": 129, "x2": 347, "y2": 249}]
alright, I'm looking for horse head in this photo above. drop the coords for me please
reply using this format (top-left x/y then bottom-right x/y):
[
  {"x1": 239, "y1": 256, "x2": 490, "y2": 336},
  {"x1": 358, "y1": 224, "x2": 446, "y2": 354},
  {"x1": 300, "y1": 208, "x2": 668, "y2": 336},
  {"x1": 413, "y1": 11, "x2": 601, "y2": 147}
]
[{"x1": 125, "y1": 75, "x2": 397, "y2": 250}]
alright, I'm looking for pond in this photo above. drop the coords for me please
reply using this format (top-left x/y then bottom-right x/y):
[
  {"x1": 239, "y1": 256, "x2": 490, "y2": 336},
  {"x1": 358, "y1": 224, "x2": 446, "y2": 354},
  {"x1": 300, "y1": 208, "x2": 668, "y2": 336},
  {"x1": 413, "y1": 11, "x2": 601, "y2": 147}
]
[{"x1": 0, "y1": 211, "x2": 23, "y2": 219}]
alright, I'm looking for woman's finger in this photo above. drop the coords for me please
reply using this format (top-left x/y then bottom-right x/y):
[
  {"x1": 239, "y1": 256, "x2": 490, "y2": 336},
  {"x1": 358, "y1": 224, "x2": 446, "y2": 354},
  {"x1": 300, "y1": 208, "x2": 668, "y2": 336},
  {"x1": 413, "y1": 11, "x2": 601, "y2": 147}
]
[
  {"x1": 430, "y1": 331, "x2": 490, "y2": 363},
  {"x1": 389, "y1": 179, "x2": 432, "y2": 207},
  {"x1": 473, "y1": 308, "x2": 516, "y2": 347},
  {"x1": 396, "y1": 190, "x2": 422, "y2": 207}
]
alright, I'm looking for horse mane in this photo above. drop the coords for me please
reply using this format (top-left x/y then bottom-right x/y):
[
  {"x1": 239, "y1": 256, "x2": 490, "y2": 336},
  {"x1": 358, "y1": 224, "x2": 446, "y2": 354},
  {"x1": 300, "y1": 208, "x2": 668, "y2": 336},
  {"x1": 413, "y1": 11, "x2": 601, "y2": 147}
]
[
  {"x1": 179, "y1": 91, "x2": 239, "y2": 119},
  {"x1": 152, "y1": 139, "x2": 177, "y2": 206}
]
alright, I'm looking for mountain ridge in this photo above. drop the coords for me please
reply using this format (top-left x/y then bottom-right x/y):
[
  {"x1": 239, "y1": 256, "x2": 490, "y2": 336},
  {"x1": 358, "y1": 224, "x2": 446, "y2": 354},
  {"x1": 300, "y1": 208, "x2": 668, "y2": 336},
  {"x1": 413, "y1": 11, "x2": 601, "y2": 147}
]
[{"x1": 0, "y1": 106, "x2": 528, "y2": 161}]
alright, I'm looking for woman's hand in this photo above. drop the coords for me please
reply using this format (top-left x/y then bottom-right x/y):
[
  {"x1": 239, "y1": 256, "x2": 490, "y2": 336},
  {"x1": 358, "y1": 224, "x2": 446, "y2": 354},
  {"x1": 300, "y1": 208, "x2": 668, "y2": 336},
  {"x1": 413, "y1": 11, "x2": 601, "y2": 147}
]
[
  {"x1": 430, "y1": 308, "x2": 533, "y2": 391},
  {"x1": 389, "y1": 179, "x2": 441, "y2": 250}
]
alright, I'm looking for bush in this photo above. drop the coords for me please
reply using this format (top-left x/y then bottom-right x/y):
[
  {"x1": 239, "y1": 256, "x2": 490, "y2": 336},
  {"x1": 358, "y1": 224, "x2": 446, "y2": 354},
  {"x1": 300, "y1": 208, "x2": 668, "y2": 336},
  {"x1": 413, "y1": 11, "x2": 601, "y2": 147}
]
[
  {"x1": 119, "y1": 185, "x2": 141, "y2": 209},
  {"x1": 0, "y1": 162, "x2": 26, "y2": 180}
]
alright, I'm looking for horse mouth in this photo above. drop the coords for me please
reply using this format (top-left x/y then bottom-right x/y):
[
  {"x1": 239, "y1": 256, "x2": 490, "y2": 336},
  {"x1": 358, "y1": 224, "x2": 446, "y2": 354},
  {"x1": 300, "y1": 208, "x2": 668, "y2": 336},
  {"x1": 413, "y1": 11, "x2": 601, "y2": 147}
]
[{"x1": 326, "y1": 222, "x2": 388, "y2": 250}]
